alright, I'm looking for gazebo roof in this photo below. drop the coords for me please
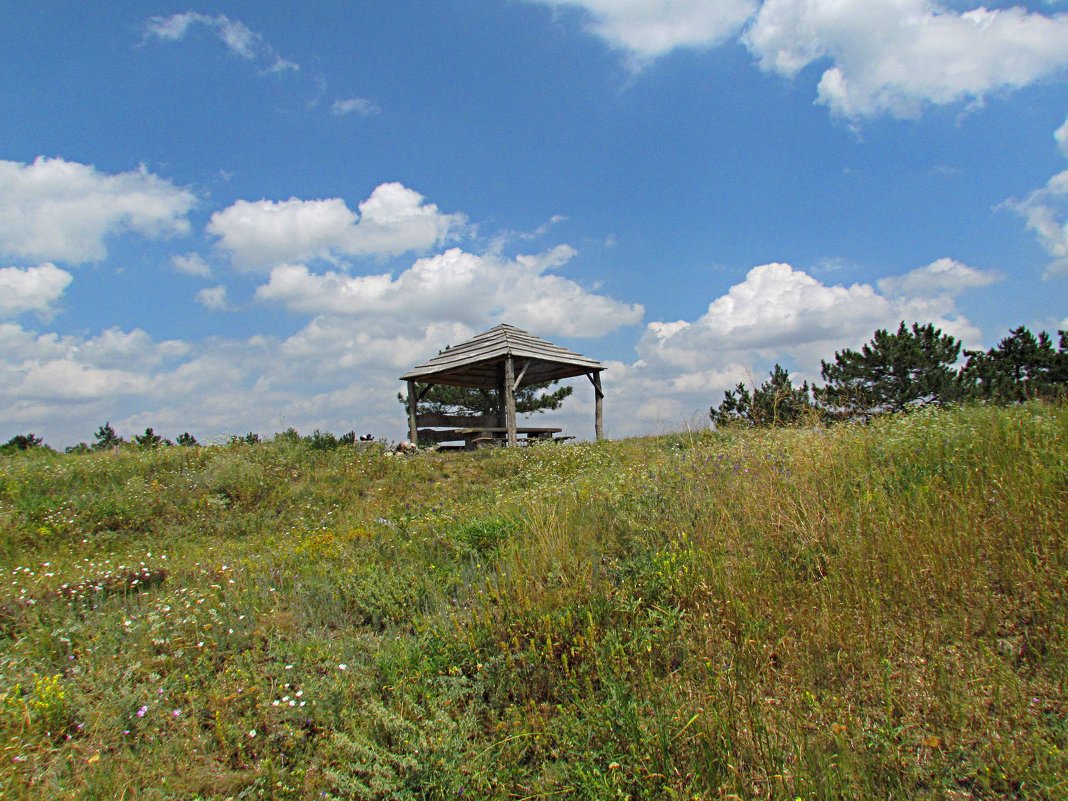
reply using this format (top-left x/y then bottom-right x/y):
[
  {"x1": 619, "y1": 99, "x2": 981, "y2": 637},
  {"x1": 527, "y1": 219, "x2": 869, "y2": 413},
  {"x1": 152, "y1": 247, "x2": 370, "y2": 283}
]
[{"x1": 400, "y1": 324, "x2": 603, "y2": 389}]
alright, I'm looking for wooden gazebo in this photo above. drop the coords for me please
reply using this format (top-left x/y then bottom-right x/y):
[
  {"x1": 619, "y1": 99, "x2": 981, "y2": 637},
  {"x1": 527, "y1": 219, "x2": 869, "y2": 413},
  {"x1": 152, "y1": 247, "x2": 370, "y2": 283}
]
[{"x1": 400, "y1": 324, "x2": 604, "y2": 447}]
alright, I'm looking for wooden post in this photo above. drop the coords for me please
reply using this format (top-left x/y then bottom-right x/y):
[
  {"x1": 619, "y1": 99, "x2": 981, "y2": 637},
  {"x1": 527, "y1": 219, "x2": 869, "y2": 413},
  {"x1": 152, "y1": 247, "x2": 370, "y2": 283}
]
[
  {"x1": 406, "y1": 380, "x2": 418, "y2": 444},
  {"x1": 496, "y1": 364, "x2": 507, "y2": 428},
  {"x1": 592, "y1": 372, "x2": 604, "y2": 441},
  {"x1": 504, "y1": 356, "x2": 518, "y2": 446}
]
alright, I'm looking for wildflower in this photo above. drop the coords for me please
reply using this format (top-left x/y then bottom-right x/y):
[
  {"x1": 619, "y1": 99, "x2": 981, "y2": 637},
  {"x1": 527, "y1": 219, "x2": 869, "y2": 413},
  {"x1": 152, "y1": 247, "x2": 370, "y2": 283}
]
[
  {"x1": 136, "y1": 705, "x2": 148, "y2": 717},
  {"x1": 172, "y1": 709, "x2": 181, "y2": 718},
  {"x1": 248, "y1": 729, "x2": 256, "y2": 737},
  {"x1": 338, "y1": 664, "x2": 347, "y2": 671}
]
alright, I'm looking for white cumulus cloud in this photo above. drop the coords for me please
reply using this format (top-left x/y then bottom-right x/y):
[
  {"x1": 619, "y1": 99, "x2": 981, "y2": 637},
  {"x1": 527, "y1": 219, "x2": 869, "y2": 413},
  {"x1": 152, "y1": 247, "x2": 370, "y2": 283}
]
[
  {"x1": 0, "y1": 323, "x2": 207, "y2": 443},
  {"x1": 0, "y1": 255, "x2": 1001, "y2": 446},
  {"x1": 0, "y1": 157, "x2": 195, "y2": 264},
  {"x1": 0, "y1": 325, "x2": 187, "y2": 409},
  {"x1": 640, "y1": 259, "x2": 991, "y2": 370},
  {"x1": 0, "y1": 264, "x2": 73, "y2": 317},
  {"x1": 17, "y1": 359, "x2": 153, "y2": 401},
  {"x1": 531, "y1": 0, "x2": 758, "y2": 60},
  {"x1": 74, "y1": 327, "x2": 190, "y2": 371},
  {"x1": 1009, "y1": 174, "x2": 1068, "y2": 278},
  {"x1": 876, "y1": 257, "x2": 1000, "y2": 298},
  {"x1": 638, "y1": 262, "x2": 892, "y2": 371},
  {"x1": 528, "y1": 1, "x2": 1068, "y2": 117},
  {"x1": 1005, "y1": 118, "x2": 1068, "y2": 278},
  {"x1": 255, "y1": 245, "x2": 644, "y2": 337},
  {"x1": 745, "y1": 0, "x2": 1068, "y2": 118},
  {"x1": 0, "y1": 316, "x2": 496, "y2": 446},
  {"x1": 600, "y1": 258, "x2": 995, "y2": 435},
  {"x1": 208, "y1": 183, "x2": 466, "y2": 270}
]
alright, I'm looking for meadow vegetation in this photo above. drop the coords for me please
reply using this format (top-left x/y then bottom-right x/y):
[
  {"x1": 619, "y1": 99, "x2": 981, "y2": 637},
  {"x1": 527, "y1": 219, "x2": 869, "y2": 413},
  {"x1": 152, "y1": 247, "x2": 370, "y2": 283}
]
[{"x1": 0, "y1": 404, "x2": 1065, "y2": 799}]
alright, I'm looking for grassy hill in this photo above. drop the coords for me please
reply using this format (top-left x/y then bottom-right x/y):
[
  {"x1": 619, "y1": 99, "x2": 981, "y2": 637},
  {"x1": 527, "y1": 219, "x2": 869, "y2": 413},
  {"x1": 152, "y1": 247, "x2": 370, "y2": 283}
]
[{"x1": 0, "y1": 404, "x2": 1065, "y2": 800}]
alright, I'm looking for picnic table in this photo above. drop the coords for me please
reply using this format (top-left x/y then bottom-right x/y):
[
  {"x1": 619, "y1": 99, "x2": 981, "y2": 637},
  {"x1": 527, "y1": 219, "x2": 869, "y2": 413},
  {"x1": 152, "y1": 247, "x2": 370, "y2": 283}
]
[
  {"x1": 455, "y1": 426, "x2": 562, "y2": 449},
  {"x1": 414, "y1": 414, "x2": 572, "y2": 450}
]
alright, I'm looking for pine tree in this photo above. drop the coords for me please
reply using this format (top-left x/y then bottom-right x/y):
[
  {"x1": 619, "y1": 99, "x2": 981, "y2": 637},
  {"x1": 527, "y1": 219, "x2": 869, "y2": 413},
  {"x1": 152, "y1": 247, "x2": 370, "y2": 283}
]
[
  {"x1": 1, "y1": 433, "x2": 45, "y2": 453},
  {"x1": 93, "y1": 422, "x2": 123, "y2": 450},
  {"x1": 961, "y1": 326, "x2": 1067, "y2": 402},
  {"x1": 817, "y1": 322, "x2": 962, "y2": 418},
  {"x1": 1057, "y1": 331, "x2": 1068, "y2": 386},
  {"x1": 134, "y1": 427, "x2": 167, "y2": 448},
  {"x1": 307, "y1": 430, "x2": 339, "y2": 450},
  {"x1": 400, "y1": 381, "x2": 572, "y2": 419},
  {"x1": 176, "y1": 432, "x2": 198, "y2": 447},
  {"x1": 711, "y1": 364, "x2": 814, "y2": 427}
]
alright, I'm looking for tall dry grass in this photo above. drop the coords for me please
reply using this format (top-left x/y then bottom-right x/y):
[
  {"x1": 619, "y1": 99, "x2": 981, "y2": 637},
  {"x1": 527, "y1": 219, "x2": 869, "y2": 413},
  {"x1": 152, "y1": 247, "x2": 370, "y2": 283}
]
[{"x1": 0, "y1": 403, "x2": 1064, "y2": 799}]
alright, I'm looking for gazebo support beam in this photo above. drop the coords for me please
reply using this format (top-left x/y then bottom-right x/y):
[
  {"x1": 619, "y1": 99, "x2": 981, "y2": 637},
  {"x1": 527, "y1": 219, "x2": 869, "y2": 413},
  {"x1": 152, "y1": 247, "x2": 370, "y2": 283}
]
[
  {"x1": 407, "y1": 380, "x2": 418, "y2": 444},
  {"x1": 513, "y1": 359, "x2": 530, "y2": 391},
  {"x1": 504, "y1": 356, "x2": 518, "y2": 446},
  {"x1": 496, "y1": 365, "x2": 506, "y2": 428},
  {"x1": 588, "y1": 371, "x2": 604, "y2": 440}
]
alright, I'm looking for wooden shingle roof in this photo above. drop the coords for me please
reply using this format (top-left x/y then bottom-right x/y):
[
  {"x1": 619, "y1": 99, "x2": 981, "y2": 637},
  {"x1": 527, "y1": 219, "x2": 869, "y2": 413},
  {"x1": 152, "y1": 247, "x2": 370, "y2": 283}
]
[{"x1": 400, "y1": 324, "x2": 603, "y2": 389}]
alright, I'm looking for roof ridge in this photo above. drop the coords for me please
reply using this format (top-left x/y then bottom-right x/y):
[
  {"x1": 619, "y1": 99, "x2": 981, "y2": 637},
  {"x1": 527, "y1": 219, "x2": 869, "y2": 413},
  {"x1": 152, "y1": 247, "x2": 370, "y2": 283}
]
[
  {"x1": 499, "y1": 324, "x2": 519, "y2": 351},
  {"x1": 400, "y1": 322, "x2": 603, "y2": 384}
]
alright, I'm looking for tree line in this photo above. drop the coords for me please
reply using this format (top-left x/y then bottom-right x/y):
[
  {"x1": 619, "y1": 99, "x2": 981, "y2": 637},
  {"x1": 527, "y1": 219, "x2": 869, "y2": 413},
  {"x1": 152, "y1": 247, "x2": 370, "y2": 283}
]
[
  {"x1": 0, "y1": 423, "x2": 370, "y2": 456},
  {"x1": 711, "y1": 322, "x2": 1068, "y2": 427},
  {"x1": 3, "y1": 321, "x2": 1065, "y2": 453}
]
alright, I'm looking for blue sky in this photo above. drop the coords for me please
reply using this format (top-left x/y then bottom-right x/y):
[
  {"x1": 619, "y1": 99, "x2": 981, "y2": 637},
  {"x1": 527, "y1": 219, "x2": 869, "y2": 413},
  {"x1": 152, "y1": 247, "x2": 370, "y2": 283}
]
[{"x1": 2, "y1": 0, "x2": 1067, "y2": 446}]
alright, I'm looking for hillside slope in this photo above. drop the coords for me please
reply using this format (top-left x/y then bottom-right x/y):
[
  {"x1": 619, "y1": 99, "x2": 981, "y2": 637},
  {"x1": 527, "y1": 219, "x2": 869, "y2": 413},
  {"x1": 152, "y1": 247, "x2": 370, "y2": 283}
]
[{"x1": 0, "y1": 404, "x2": 1065, "y2": 799}]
